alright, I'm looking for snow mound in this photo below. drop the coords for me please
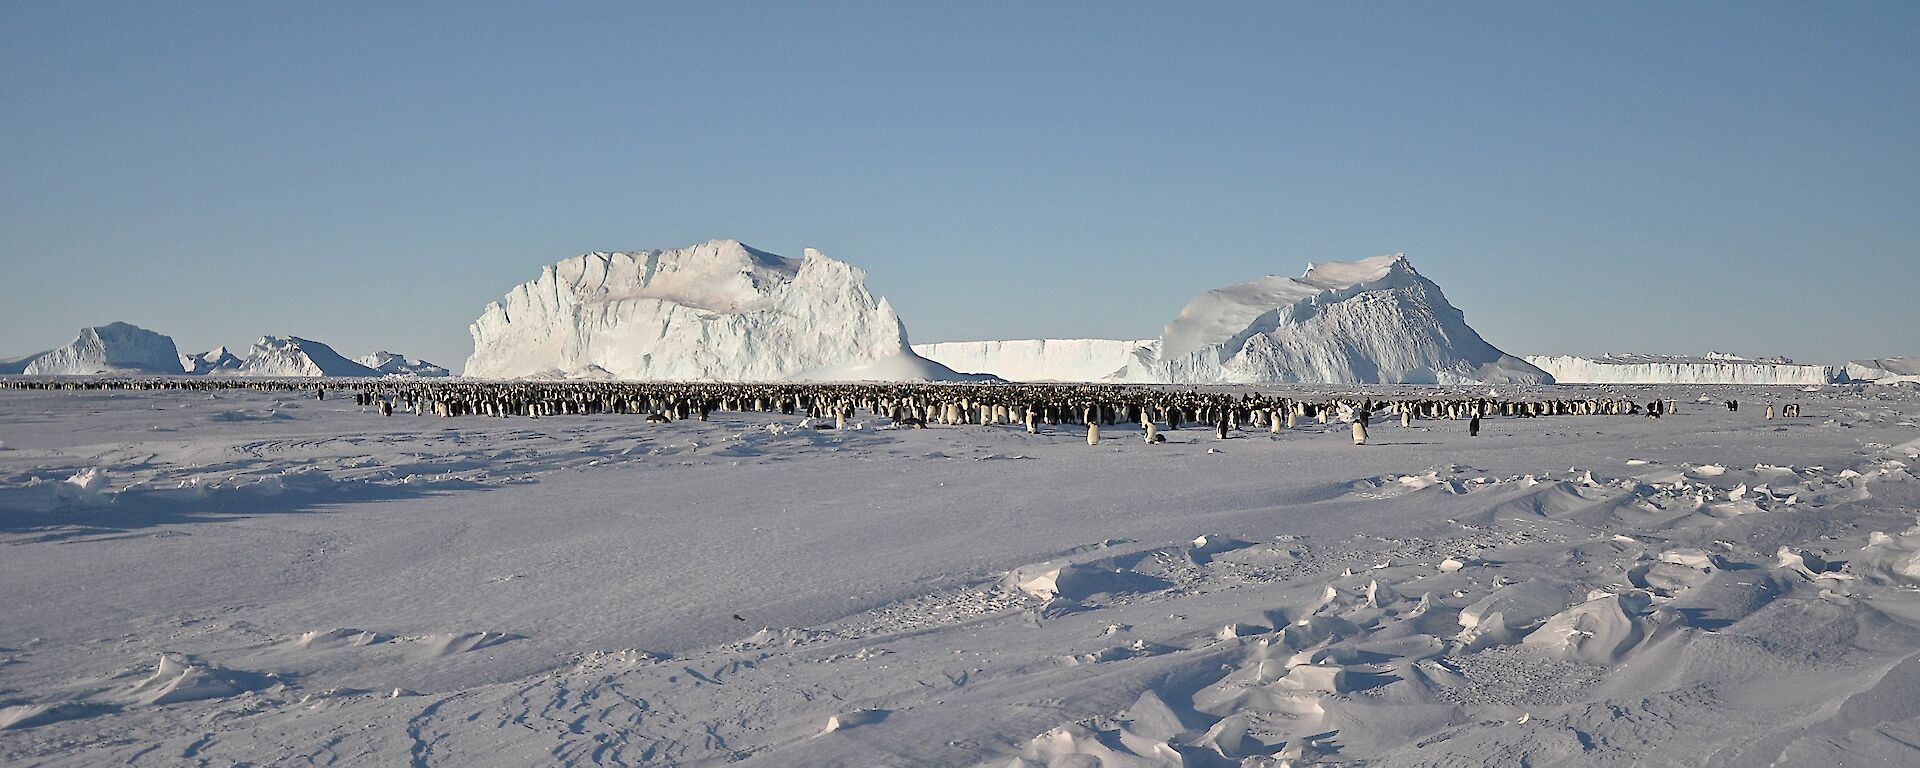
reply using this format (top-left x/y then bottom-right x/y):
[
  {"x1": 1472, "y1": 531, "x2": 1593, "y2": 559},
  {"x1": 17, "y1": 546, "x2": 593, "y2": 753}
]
[
  {"x1": 128, "y1": 654, "x2": 247, "y2": 706},
  {"x1": 15, "y1": 322, "x2": 184, "y2": 375},
  {"x1": 1526, "y1": 353, "x2": 1835, "y2": 385},
  {"x1": 230, "y1": 336, "x2": 380, "y2": 377},
  {"x1": 355, "y1": 351, "x2": 451, "y2": 377},
  {"x1": 1123, "y1": 254, "x2": 1549, "y2": 384},
  {"x1": 911, "y1": 338, "x2": 1157, "y2": 382},
  {"x1": 182, "y1": 346, "x2": 244, "y2": 375},
  {"x1": 465, "y1": 240, "x2": 932, "y2": 381},
  {"x1": 1845, "y1": 356, "x2": 1920, "y2": 384}
]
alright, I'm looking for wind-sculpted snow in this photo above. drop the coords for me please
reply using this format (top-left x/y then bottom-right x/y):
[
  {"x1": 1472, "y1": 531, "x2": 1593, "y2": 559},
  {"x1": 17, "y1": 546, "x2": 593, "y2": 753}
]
[
  {"x1": 1527, "y1": 353, "x2": 1836, "y2": 385},
  {"x1": 466, "y1": 239, "x2": 971, "y2": 381},
  {"x1": 1125, "y1": 254, "x2": 1550, "y2": 384},
  {"x1": 5, "y1": 384, "x2": 1920, "y2": 766},
  {"x1": 13, "y1": 323, "x2": 183, "y2": 376},
  {"x1": 912, "y1": 339, "x2": 1158, "y2": 382}
]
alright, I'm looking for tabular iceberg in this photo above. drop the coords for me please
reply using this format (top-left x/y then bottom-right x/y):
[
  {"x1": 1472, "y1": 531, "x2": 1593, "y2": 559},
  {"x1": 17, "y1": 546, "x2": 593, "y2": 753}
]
[
  {"x1": 911, "y1": 339, "x2": 1158, "y2": 383},
  {"x1": 1525, "y1": 353, "x2": 1834, "y2": 385},
  {"x1": 10, "y1": 322, "x2": 185, "y2": 376},
  {"x1": 465, "y1": 240, "x2": 978, "y2": 382}
]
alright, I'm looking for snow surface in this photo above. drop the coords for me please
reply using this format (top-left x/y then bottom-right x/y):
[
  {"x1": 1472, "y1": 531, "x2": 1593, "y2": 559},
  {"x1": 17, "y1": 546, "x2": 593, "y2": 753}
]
[
  {"x1": 229, "y1": 336, "x2": 381, "y2": 377},
  {"x1": 1527, "y1": 353, "x2": 1836, "y2": 385},
  {"x1": 5, "y1": 384, "x2": 1920, "y2": 765},
  {"x1": 913, "y1": 339, "x2": 1158, "y2": 382},
  {"x1": 10, "y1": 323, "x2": 183, "y2": 376},
  {"x1": 1127, "y1": 254, "x2": 1550, "y2": 385},
  {"x1": 355, "y1": 351, "x2": 451, "y2": 378},
  {"x1": 466, "y1": 240, "x2": 954, "y2": 381}
]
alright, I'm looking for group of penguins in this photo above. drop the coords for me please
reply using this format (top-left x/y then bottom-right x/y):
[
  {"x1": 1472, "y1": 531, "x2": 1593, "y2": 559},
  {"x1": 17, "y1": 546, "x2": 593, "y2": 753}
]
[{"x1": 0, "y1": 378, "x2": 1812, "y2": 444}]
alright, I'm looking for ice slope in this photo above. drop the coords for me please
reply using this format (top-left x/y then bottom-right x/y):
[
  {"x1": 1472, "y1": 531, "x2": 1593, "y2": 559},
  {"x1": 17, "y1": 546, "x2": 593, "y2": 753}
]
[
  {"x1": 1128, "y1": 254, "x2": 1549, "y2": 384},
  {"x1": 797, "y1": 351, "x2": 1000, "y2": 383},
  {"x1": 16, "y1": 322, "x2": 184, "y2": 375},
  {"x1": 1845, "y1": 356, "x2": 1920, "y2": 384},
  {"x1": 1527, "y1": 353, "x2": 1836, "y2": 385},
  {"x1": 232, "y1": 336, "x2": 380, "y2": 377},
  {"x1": 182, "y1": 347, "x2": 244, "y2": 376},
  {"x1": 355, "y1": 352, "x2": 451, "y2": 378},
  {"x1": 912, "y1": 339, "x2": 1158, "y2": 382},
  {"x1": 466, "y1": 240, "x2": 942, "y2": 381}
]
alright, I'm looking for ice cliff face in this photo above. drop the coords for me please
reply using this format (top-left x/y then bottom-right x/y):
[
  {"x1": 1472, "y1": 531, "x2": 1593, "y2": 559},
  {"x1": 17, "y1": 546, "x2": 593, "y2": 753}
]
[
  {"x1": 1525, "y1": 354, "x2": 1835, "y2": 385},
  {"x1": 912, "y1": 339, "x2": 1158, "y2": 382},
  {"x1": 466, "y1": 240, "x2": 968, "y2": 381},
  {"x1": 234, "y1": 336, "x2": 380, "y2": 377},
  {"x1": 356, "y1": 352, "x2": 450, "y2": 377},
  {"x1": 1123, "y1": 254, "x2": 1548, "y2": 385},
  {"x1": 18, "y1": 322, "x2": 184, "y2": 375}
]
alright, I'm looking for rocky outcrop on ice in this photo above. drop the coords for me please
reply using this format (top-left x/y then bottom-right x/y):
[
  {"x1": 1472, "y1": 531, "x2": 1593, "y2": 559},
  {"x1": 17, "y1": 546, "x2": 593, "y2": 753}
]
[
  {"x1": 182, "y1": 347, "x2": 244, "y2": 375},
  {"x1": 1122, "y1": 254, "x2": 1549, "y2": 385},
  {"x1": 355, "y1": 351, "x2": 450, "y2": 378},
  {"x1": 1844, "y1": 356, "x2": 1920, "y2": 384},
  {"x1": 912, "y1": 339, "x2": 1158, "y2": 382},
  {"x1": 9, "y1": 322, "x2": 185, "y2": 376},
  {"x1": 1525, "y1": 352, "x2": 1835, "y2": 385},
  {"x1": 231, "y1": 336, "x2": 380, "y2": 377},
  {"x1": 465, "y1": 240, "x2": 978, "y2": 382}
]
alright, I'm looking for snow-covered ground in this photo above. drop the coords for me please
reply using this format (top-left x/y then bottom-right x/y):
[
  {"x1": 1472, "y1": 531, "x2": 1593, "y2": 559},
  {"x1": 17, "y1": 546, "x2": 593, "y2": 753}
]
[{"x1": 4, "y1": 383, "x2": 1920, "y2": 766}]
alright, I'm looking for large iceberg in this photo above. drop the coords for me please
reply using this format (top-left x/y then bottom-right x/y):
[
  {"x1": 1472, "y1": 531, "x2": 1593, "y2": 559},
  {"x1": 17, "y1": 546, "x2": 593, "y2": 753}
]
[
  {"x1": 8, "y1": 322, "x2": 185, "y2": 376},
  {"x1": 912, "y1": 339, "x2": 1158, "y2": 383},
  {"x1": 1121, "y1": 254, "x2": 1548, "y2": 385},
  {"x1": 231, "y1": 336, "x2": 381, "y2": 377},
  {"x1": 356, "y1": 352, "x2": 451, "y2": 378},
  {"x1": 465, "y1": 240, "x2": 978, "y2": 382},
  {"x1": 182, "y1": 347, "x2": 245, "y2": 375},
  {"x1": 1844, "y1": 357, "x2": 1920, "y2": 384},
  {"x1": 1525, "y1": 353, "x2": 1834, "y2": 385}
]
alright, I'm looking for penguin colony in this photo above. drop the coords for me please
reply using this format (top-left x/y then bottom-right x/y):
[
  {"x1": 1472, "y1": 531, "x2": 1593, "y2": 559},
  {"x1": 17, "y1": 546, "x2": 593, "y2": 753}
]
[{"x1": 0, "y1": 378, "x2": 1813, "y2": 438}]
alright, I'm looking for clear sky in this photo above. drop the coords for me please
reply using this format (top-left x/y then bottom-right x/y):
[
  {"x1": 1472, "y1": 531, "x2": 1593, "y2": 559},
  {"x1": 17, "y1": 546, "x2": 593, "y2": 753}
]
[{"x1": 3, "y1": 2, "x2": 1915, "y2": 371}]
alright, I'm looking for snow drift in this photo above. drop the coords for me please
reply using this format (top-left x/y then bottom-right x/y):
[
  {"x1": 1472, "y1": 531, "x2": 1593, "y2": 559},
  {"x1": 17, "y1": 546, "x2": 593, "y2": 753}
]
[
  {"x1": 911, "y1": 339, "x2": 1157, "y2": 382},
  {"x1": 465, "y1": 240, "x2": 978, "y2": 382},
  {"x1": 230, "y1": 336, "x2": 380, "y2": 377},
  {"x1": 1526, "y1": 353, "x2": 1835, "y2": 385},
  {"x1": 356, "y1": 352, "x2": 450, "y2": 378},
  {"x1": 7, "y1": 322, "x2": 185, "y2": 376},
  {"x1": 1121, "y1": 254, "x2": 1548, "y2": 385}
]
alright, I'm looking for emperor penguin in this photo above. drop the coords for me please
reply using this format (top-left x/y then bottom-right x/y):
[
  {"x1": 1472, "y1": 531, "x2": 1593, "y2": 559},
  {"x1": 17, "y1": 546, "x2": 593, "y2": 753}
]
[
  {"x1": 1087, "y1": 421, "x2": 1100, "y2": 446},
  {"x1": 1352, "y1": 410, "x2": 1370, "y2": 445}
]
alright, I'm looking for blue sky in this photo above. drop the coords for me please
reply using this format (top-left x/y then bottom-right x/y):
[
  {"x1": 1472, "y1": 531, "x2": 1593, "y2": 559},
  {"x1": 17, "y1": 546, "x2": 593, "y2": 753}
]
[{"x1": 3, "y1": 2, "x2": 1915, "y2": 370}]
